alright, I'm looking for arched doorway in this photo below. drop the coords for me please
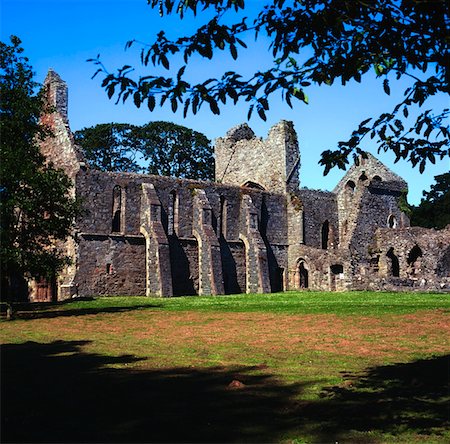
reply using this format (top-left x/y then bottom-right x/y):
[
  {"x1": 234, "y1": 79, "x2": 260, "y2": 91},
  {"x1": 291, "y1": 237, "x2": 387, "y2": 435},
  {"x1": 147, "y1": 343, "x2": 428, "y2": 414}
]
[
  {"x1": 296, "y1": 260, "x2": 309, "y2": 289},
  {"x1": 387, "y1": 247, "x2": 400, "y2": 277}
]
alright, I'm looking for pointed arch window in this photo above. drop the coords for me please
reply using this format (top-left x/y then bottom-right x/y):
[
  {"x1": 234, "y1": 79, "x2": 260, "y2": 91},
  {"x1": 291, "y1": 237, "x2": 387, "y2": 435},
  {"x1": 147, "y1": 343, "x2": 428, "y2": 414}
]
[
  {"x1": 112, "y1": 185, "x2": 123, "y2": 233},
  {"x1": 388, "y1": 214, "x2": 397, "y2": 228},
  {"x1": 321, "y1": 220, "x2": 329, "y2": 250},
  {"x1": 220, "y1": 196, "x2": 227, "y2": 238},
  {"x1": 168, "y1": 190, "x2": 178, "y2": 236}
]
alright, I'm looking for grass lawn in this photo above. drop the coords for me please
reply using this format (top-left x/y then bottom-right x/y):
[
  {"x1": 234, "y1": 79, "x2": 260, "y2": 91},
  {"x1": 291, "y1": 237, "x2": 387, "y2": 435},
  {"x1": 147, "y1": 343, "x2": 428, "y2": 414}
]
[{"x1": 1, "y1": 291, "x2": 449, "y2": 443}]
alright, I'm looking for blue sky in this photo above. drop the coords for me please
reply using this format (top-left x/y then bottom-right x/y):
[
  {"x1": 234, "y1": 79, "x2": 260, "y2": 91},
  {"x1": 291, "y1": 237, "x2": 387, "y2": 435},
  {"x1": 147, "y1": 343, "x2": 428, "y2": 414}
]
[{"x1": 2, "y1": 0, "x2": 448, "y2": 204}]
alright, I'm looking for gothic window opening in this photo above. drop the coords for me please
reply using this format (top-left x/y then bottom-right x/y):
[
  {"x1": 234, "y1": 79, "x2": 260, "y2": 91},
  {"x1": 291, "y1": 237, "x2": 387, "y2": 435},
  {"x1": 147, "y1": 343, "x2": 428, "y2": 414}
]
[
  {"x1": 407, "y1": 245, "x2": 423, "y2": 276},
  {"x1": 373, "y1": 175, "x2": 382, "y2": 182},
  {"x1": 388, "y1": 214, "x2": 397, "y2": 228},
  {"x1": 387, "y1": 247, "x2": 400, "y2": 277},
  {"x1": 359, "y1": 172, "x2": 368, "y2": 182},
  {"x1": 345, "y1": 180, "x2": 356, "y2": 193},
  {"x1": 301, "y1": 210, "x2": 305, "y2": 244},
  {"x1": 112, "y1": 185, "x2": 123, "y2": 233},
  {"x1": 321, "y1": 220, "x2": 329, "y2": 250},
  {"x1": 220, "y1": 196, "x2": 227, "y2": 238},
  {"x1": 168, "y1": 191, "x2": 178, "y2": 236}
]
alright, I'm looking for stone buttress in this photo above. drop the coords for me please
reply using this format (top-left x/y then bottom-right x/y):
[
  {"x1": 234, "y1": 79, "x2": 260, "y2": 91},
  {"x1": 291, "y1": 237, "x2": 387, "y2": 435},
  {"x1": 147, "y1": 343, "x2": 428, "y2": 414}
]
[{"x1": 140, "y1": 183, "x2": 173, "y2": 296}]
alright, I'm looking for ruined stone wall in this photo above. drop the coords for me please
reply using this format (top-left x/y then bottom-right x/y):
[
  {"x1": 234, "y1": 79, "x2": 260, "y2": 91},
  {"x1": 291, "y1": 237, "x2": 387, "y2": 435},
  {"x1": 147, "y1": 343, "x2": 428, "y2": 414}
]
[
  {"x1": 297, "y1": 189, "x2": 338, "y2": 249},
  {"x1": 367, "y1": 226, "x2": 450, "y2": 291},
  {"x1": 76, "y1": 235, "x2": 146, "y2": 296},
  {"x1": 215, "y1": 121, "x2": 300, "y2": 193},
  {"x1": 72, "y1": 168, "x2": 288, "y2": 297},
  {"x1": 38, "y1": 69, "x2": 447, "y2": 299}
]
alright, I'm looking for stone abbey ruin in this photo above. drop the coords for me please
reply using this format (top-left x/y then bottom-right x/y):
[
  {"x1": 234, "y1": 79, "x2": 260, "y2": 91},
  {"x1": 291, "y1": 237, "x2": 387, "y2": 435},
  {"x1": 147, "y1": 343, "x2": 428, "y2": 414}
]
[{"x1": 32, "y1": 70, "x2": 450, "y2": 301}]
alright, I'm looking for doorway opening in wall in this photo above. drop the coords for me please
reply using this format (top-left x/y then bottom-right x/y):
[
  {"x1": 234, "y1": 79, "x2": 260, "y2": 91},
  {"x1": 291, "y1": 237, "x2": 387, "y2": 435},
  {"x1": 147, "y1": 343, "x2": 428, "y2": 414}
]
[
  {"x1": 330, "y1": 264, "x2": 344, "y2": 291},
  {"x1": 297, "y1": 260, "x2": 308, "y2": 289},
  {"x1": 407, "y1": 245, "x2": 423, "y2": 276},
  {"x1": 387, "y1": 247, "x2": 400, "y2": 277}
]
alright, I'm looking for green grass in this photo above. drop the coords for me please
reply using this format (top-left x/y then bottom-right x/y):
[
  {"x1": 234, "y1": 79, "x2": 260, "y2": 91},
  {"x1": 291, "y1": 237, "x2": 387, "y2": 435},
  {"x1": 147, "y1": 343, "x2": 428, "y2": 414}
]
[
  {"x1": 1, "y1": 291, "x2": 449, "y2": 443},
  {"x1": 7, "y1": 290, "x2": 450, "y2": 317}
]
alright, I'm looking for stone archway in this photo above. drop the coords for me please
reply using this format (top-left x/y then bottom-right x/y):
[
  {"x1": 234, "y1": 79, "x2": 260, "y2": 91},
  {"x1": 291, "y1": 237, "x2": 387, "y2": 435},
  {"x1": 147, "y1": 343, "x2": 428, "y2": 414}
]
[{"x1": 295, "y1": 259, "x2": 309, "y2": 289}]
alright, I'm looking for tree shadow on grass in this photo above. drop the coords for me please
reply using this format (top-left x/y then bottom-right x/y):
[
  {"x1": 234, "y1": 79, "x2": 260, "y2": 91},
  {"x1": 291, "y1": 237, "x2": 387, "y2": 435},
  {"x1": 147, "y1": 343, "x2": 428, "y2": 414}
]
[
  {"x1": 2, "y1": 340, "x2": 449, "y2": 443},
  {"x1": 1, "y1": 340, "x2": 307, "y2": 443},
  {"x1": 0, "y1": 300, "x2": 163, "y2": 320},
  {"x1": 302, "y1": 354, "x2": 450, "y2": 442}
]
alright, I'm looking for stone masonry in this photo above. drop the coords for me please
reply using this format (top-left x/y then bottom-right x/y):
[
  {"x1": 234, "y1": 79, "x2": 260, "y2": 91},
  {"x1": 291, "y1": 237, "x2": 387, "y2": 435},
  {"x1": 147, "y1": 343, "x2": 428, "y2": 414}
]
[{"x1": 30, "y1": 70, "x2": 450, "y2": 301}]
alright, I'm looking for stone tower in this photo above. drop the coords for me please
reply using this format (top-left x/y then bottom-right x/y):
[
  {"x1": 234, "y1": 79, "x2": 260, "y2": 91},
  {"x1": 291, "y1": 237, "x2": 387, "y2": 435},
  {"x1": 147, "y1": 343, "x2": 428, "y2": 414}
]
[{"x1": 214, "y1": 120, "x2": 300, "y2": 193}]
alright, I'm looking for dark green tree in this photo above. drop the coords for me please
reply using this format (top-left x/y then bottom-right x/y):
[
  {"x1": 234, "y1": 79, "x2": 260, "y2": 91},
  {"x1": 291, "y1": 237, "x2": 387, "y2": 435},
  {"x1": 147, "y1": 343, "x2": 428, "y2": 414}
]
[
  {"x1": 74, "y1": 121, "x2": 214, "y2": 180},
  {"x1": 90, "y1": 0, "x2": 449, "y2": 174},
  {"x1": 74, "y1": 123, "x2": 141, "y2": 172},
  {"x1": 0, "y1": 36, "x2": 80, "y2": 308},
  {"x1": 136, "y1": 121, "x2": 213, "y2": 180},
  {"x1": 410, "y1": 173, "x2": 450, "y2": 229}
]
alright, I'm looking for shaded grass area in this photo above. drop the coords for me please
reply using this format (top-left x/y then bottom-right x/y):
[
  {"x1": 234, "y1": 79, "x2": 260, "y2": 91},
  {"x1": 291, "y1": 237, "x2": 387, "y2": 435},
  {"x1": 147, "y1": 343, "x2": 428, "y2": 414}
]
[
  {"x1": 2, "y1": 290, "x2": 450, "y2": 319},
  {"x1": 1, "y1": 292, "x2": 450, "y2": 442},
  {"x1": 2, "y1": 340, "x2": 448, "y2": 443}
]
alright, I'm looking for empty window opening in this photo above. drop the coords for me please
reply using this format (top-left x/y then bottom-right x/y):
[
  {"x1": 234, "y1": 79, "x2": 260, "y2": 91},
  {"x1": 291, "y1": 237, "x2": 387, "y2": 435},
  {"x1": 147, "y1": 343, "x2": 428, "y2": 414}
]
[
  {"x1": 359, "y1": 172, "x2": 368, "y2": 182},
  {"x1": 301, "y1": 210, "x2": 305, "y2": 244},
  {"x1": 330, "y1": 264, "x2": 344, "y2": 275},
  {"x1": 321, "y1": 220, "x2": 329, "y2": 250},
  {"x1": 387, "y1": 247, "x2": 400, "y2": 277},
  {"x1": 388, "y1": 214, "x2": 397, "y2": 228},
  {"x1": 373, "y1": 175, "x2": 382, "y2": 182},
  {"x1": 345, "y1": 180, "x2": 356, "y2": 193},
  {"x1": 220, "y1": 196, "x2": 227, "y2": 238},
  {"x1": 168, "y1": 191, "x2": 178, "y2": 235},
  {"x1": 407, "y1": 245, "x2": 423, "y2": 275},
  {"x1": 112, "y1": 185, "x2": 122, "y2": 233},
  {"x1": 106, "y1": 263, "x2": 112, "y2": 274}
]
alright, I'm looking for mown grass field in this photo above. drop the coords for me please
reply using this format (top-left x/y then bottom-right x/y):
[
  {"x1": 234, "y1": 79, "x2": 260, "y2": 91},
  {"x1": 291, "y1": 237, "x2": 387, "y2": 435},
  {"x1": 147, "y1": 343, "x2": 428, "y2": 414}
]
[{"x1": 1, "y1": 291, "x2": 449, "y2": 443}]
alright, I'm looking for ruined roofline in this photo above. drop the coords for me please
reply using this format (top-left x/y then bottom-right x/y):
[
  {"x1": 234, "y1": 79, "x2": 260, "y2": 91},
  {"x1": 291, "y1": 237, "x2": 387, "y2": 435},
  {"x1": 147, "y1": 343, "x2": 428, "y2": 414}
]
[
  {"x1": 216, "y1": 120, "x2": 295, "y2": 144},
  {"x1": 333, "y1": 152, "x2": 408, "y2": 193},
  {"x1": 85, "y1": 168, "x2": 287, "y2": 195}
]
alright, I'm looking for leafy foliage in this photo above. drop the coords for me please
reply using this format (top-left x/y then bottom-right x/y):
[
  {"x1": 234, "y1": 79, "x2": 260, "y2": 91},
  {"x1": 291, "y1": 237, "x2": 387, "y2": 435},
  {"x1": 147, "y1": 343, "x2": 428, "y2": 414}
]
[
  {"x1": 74, "y1": 123, "x2": 142, "y2": 172},
  {"x1": 410, "y1": 172, "x2": 450, "y2": 229},
  {"x1": 74, "y1": 121, "x2": 214, "y2": 180},
  {"x1": 0, "y1": 36, "x2": 80, "y2": 300},
  {"x1": 90, "y1": 0, "x2": 449, "y2": 174}
]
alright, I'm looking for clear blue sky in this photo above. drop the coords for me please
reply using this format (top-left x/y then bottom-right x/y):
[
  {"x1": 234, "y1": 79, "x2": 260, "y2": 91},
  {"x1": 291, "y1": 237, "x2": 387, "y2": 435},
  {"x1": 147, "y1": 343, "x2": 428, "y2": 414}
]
[{"x1": 2, "y1": 0, "x2": 448, "y2": 204}]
